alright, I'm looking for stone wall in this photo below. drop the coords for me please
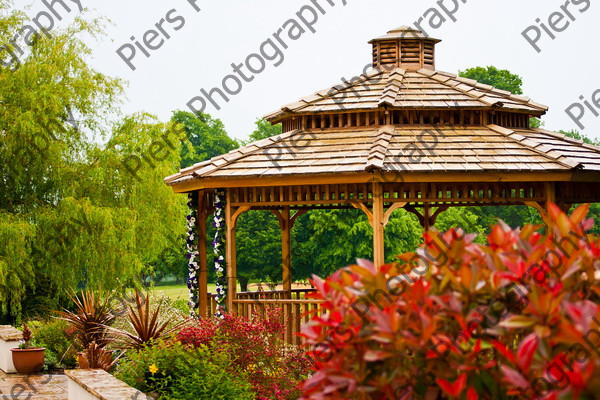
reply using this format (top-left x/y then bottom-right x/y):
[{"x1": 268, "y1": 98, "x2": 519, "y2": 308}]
[
  {"x1": 0, "y1": 326, "x2": 23, "y2": 374},
  {"x1": 65, "y1": 369, "x2": 151, "y2": 400}
]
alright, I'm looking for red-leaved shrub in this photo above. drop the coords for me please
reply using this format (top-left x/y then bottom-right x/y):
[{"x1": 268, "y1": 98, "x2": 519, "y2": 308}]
[
  {"x1": 301, "y1": 204, "x2": 600, "y2": 399},
  {"x1": 178, "y1": 308, "x2": 312, "y2": 400}
]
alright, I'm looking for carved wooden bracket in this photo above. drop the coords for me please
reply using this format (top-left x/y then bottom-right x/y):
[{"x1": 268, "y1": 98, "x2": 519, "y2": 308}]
[
  {"x1": 350, "y1": 201, "x2": 408, "y2": 227},
  {"x1": 231, "y1": 206, "x2": 252, "y2": 229},
  {"x1": 405, "y1": 204, "x2": 449, "y2": 228}
]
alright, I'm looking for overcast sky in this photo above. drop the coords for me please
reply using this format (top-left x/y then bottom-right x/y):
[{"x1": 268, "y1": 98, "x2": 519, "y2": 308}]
[{"x1": 20, "y1": 0, "x2": 600, "y2": 141}]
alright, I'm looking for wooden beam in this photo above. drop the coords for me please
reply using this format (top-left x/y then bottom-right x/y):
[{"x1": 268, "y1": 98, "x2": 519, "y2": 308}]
[
  {"x1": 225, "y1": 191, "x2": 236, "y2": 312},
  {"x1": 372, "y1": 182, "x2": 385, "y2": 267},
  {"x1": 270, "y1": 209, "x2": 285, "y2": 226},
  {"x1": 290, "y1": 209, "x2": 308, "y2": 227},
  {"x1": 557, "y1": 202, "x2": 572, "y2": 214},
  {"x1": 405, "y1": 204, "x2": 425, "y2": 227},
  {"x1": 430, "y1": 205, "x2": 449, "y2": 225},
  {"x1": 281, "y1": 207, "x2": 292, "y2": 295},
  {"x1": 169, "y1": 171, "x2": 576, "y2": 193},
  {"x1": 545, "y1": 182, "x2": 556, "y2": 212},
  {"x1": 232, "y1": 206, "x2": 252, "y2": 228},
  {"x1": 423, "y1": 203, "x2": 431, "y2": 231},
  {"x1": 351, "y1": 201, "x2": 373, "y2": 226},
  {"x1": 197, "y1": 191, "x2": 208, "y2": 318}
]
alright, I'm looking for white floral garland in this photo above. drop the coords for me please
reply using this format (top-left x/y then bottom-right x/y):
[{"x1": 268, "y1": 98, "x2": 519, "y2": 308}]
[
  {"x1": 186, "y1": 192, "x2": 200, "y2": 316},
  {"x1": 212, "y1": 189, "x2": 227, "y2": 318}
]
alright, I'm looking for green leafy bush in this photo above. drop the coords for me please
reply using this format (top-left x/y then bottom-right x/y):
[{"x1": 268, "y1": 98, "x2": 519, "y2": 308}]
[
  {"x1": 115, "y1": 340, "x2": 255, "y2": 400},
  {"x1": 30, "y1": 319, "x2": 77, "y2": 369}
]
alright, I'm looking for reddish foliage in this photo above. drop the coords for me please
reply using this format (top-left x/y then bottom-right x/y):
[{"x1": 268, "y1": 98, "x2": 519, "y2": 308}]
[
  {"x1": 178, "y1": 308, "x2": 312, "y2": 400},
  {"x1": 301, "y1": 204, "x2": 600, "y2": 399}
]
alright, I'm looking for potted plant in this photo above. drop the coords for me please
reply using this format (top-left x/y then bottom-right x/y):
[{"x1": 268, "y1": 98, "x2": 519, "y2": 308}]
[{"x1": 11, "y1": 323, "x2": 45, "y2": 374}]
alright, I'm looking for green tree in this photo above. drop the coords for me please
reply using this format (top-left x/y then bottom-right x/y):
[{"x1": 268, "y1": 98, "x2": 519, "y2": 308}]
[
  {"x1": 302, "y1": 209, "x2": 423, "y2": 277},
  {"x1": 560, "y1": 129, "x2": 600, "y2": 145},
  {"x1": 79, "y1": 115, "x2": 189, "y2": 285},
  {"x1": 235, "y1": 120, "x2": 283, "y2": 290},
  {"x1": 171, "y1": 111, "x2": 238, "y2": 169},
  {"x1": 245, "y1": 119, "x2": 282, "y2": 143},
  {"x1": 0, "y1": 4, "x2": 188, "y2": 321},
  {"x1": 458, "y1": 66, "x2": 523, "y2": 94},
  {"x1": 0, "y1": 5, "x2": 129, "y2": 321},
  {"x1": 236, "y1": 211, "x2": 282, "y2": 290},
  {"x1": 459, "y1": 65, "x2": 543, "y2": 129}
]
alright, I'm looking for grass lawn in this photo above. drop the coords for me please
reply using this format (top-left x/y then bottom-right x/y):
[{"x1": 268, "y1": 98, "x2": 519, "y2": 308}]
[
  {"x1": 151, "y1": 282, "x2": 313, "y2": 301},
  {"x1": 151, "y1": 283, "x2": 238, "y2": 301}
]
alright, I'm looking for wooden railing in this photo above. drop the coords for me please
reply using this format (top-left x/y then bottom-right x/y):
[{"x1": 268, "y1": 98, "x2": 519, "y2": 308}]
[
  {"x1": 232, "y1": 298, "x2": 324, "y2": 345},
  {"x1": 236, "y1": 288, "x2": 316, "y2": 300},
  {"x1": 205, "y1": 289, "x2": 322, "y2": 345}
]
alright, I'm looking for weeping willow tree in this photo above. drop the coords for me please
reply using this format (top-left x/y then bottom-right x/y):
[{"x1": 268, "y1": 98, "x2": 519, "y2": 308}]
[{"x1": 0, "y1": 2, "x2": 188, "y2": 321}]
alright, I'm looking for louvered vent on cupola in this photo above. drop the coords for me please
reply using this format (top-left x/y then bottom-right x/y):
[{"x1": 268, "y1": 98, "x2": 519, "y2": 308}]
[{"x1": 369, "y1": 26, "x2": 440, "y2": 71}]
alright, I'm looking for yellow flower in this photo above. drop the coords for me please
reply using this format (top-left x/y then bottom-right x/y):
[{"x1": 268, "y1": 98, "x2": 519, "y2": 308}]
[{"x1": 149, "y1": 364, "x2": 159, "y2": 374}]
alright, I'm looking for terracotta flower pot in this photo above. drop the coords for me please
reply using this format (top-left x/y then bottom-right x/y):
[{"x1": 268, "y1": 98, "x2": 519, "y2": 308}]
[{"x1": 11, "y1": 348, "x2": 45, "y2": 374}]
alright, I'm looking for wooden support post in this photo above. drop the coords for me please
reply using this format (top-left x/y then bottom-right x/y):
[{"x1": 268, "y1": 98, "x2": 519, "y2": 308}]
[
  {"x1": 272, "y1": 208, "x2": 306, "y2": 297},
  {"x1": 545, "y1": 182, "x2": 556, "y2": 212},
  {"x1": 281, "y1": 206, "x2": 292, "y2": 295},
  {"x1": 225, "y1": 190, "x2": 237, "y2": 312},
  {"x1": 372, "y1": 182, "x2": 385, "y2": 267},
  {"x1": 197, "y1": 191, "x2": 208, "y2": 318},
  {"x1": 423, "y1": 203, "x2": 431, "y2": 231}
]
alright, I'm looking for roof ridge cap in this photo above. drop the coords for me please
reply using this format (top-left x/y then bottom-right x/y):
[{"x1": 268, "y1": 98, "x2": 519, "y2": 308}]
[
  {"x1": 192, "y1": 129, "x2": 303, "y2": 178},
  {"x1": 379, "y1": 69, "x2": 406, "y2": 107},
  {"x1": 428, "y1": 72, "x2": 494, "y2": 107},
  {"x1": 366, "y1": 125, "x2": 394, "y2": 171},
  {"x1": 460, "y1": 79, "x2": 548, "y2": 112},
  {"x1": 166, "y1": 130, "x2": 302, "y2": 184},
  {"x1": 488, "y1": 125, "x2": 581, "y2": 169},
  {"x1": 533, "y1": 128, "x2": 600, "y2": 153},
  {"x1": 431, "y1": 71, "x2": 548, "y2": 112},
  {"x1": 263, "y1": 68, "x2": 387, "y2": 121},
  {"x1": 433, "y1": 73, "x2": 548, "y2": 112}
]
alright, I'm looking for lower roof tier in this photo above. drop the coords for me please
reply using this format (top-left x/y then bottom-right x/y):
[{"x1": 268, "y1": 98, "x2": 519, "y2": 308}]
[{"x1": 165, "y1": 125, "x2": 600, "y2": 192}]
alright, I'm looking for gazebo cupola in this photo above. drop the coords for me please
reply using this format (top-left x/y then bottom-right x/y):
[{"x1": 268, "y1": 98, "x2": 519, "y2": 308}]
[{"x1": 369, "y1": 26, "x2": 440, "y2": 70}]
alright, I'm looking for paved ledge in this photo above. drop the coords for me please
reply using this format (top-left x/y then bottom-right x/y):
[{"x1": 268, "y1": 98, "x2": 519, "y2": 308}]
[
  {"x1": 0, "y1": 326, "x2": 22, "y2": 373},
  {"x1": 0, "y1": 370, "x2": 67, "y2": 400},
  {"x1": 0, "y1": 326, "x2": 22, "y2": 342},
  {"x1": 65, "y1": 369, "x2": 150, "y2": 400}
]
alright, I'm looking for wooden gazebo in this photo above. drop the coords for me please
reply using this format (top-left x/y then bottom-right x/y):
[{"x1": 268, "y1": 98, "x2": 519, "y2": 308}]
[{"x1": 165, "y1": 26, "x2": 600, "y2": 341}]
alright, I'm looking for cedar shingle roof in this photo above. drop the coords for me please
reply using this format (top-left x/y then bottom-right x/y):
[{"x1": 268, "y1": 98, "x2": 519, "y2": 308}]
[
  {"x1": 165, "y1": 126, "x2": 600, "y2": 185},
  {"x1": 263, "y1": 68, "x2": 548, "y2": 122},
  {"x1": 165, "y1": 26, "x2": 598, "y2": 191}
]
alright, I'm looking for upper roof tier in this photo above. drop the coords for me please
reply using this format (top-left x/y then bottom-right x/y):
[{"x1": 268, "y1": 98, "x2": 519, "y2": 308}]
[{"x1": 264, "y1": 27, "x2": 548, "y2": 124}]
